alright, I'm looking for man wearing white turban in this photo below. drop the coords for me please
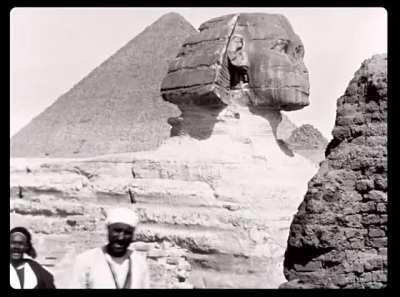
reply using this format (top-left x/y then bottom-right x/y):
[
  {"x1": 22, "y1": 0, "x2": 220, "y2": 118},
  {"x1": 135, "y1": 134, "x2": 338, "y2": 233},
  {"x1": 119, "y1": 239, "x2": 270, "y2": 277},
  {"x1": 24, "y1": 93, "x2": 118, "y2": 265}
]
[{"x1": 69, "y1": 207, "x2": 150, "y2": 288}]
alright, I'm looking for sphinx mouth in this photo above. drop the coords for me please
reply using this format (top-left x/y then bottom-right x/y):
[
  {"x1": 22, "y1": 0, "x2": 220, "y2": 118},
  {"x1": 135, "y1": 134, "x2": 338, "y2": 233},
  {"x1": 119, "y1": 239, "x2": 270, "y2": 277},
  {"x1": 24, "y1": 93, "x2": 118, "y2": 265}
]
[
  {"x1": 253, "y1": 86, "x2": 309, "y2": 96},
  {"x1": 287, "y1": 85, "x2": 309, "y2": 96},
  {"x1": 296, "y1": 89, "x2": 310, "y2": 96},
  {"x1": 274, "y1": 86, "x2": 310, "y2": 96}
]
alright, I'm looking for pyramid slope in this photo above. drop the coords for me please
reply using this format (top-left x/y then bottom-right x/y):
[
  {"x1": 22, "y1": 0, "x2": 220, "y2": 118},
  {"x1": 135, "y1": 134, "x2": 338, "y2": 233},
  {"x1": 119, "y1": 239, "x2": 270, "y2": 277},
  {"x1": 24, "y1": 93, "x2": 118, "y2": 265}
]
[{"x1": 11, "y1": 13, "x2": 197, "y2": 157}]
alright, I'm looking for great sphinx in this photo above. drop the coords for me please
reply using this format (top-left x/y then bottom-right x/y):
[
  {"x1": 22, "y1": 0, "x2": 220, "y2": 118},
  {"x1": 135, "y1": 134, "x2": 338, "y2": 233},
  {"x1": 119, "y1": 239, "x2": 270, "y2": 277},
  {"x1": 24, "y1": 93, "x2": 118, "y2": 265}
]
[{"x1": 139, "y1": 13, "x2": 316, "y2": 287}]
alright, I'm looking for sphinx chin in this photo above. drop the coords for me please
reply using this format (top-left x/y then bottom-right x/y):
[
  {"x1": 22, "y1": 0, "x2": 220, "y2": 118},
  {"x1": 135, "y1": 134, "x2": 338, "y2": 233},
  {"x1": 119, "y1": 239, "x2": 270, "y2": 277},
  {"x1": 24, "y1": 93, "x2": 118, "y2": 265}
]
[
  {"x1": 249, "y1": 87, "x2": 309, "y2": 111},
  {"x1": 278, "y1": 88, "x2": 310, "y2": 111}
]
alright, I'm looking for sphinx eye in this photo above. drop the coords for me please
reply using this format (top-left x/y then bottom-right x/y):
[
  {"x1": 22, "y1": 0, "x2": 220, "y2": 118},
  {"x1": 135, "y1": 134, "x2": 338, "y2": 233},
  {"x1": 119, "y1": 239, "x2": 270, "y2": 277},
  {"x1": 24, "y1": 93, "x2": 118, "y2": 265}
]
[
  {"x1": 271, "y1": 39, "x2": 289, "y2": 53},
  {"x1": 295, "y1": 45, "x2": 304, "y2": 58}
]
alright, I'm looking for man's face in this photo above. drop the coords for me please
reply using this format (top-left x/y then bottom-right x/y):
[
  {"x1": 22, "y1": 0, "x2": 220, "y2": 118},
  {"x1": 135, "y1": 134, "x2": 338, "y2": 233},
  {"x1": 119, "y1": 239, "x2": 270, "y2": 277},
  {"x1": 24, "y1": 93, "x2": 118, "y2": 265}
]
[
  {"x1": 107, "y1": 223, "x2": 134, "y2": 257},
  {"x1": 10, "y1": 232, "x2": 28, "y2": 262}
]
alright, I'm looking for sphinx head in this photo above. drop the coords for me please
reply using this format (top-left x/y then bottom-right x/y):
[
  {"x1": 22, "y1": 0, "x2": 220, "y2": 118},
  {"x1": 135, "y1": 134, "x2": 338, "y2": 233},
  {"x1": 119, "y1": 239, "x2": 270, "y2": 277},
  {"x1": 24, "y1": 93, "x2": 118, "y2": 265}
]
[{"x1": 161, "y1": 13, "x2": 309, "y2": 111}]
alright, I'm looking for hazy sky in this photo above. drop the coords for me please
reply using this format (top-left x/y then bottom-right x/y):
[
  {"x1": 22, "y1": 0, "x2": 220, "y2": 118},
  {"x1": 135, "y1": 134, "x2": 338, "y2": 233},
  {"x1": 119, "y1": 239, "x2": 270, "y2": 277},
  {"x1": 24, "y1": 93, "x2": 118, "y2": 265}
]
[{"x1": 10, "y1": 7, "x2": 387, "y2": 139}]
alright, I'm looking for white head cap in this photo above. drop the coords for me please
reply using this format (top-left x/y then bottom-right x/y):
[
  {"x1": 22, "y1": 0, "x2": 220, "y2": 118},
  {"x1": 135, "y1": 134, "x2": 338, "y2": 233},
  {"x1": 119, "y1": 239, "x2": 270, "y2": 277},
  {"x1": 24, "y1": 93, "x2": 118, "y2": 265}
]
[{"x1": 105, "y1": 207, "x2": 139, "y2": 227}]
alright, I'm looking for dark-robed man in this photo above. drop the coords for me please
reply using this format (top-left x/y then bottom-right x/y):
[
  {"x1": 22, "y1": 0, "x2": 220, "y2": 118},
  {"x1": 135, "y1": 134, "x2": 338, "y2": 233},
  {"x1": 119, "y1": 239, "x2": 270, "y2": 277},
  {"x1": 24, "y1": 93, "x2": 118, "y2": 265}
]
[{"x1": 10, "y1": 227, "x2": 55, "y2": 289}]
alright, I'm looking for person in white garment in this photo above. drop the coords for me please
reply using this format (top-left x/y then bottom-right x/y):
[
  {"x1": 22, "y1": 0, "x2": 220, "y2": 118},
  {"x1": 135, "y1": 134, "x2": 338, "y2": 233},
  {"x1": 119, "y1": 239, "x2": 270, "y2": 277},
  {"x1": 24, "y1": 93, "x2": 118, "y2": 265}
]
[
  {"x1": 69, "y1": 207, "x2": 150, "y2": 288},
  {"x1": 10, "y1": 227, "x2": 55, "y2": 289}
]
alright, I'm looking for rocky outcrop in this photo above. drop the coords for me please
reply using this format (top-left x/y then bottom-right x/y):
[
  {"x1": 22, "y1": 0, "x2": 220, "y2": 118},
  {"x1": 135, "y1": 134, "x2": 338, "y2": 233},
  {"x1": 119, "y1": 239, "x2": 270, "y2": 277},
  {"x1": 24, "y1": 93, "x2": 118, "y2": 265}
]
[
  {"x1": 282, "y1": 54, "x2": 387, "y2": 289},
  {"x1": 10, "y1": 13, "x2": 196, "y2": 158},
  {"x1": 285, "y1": 124, "x2": 329, "y2": 165}
]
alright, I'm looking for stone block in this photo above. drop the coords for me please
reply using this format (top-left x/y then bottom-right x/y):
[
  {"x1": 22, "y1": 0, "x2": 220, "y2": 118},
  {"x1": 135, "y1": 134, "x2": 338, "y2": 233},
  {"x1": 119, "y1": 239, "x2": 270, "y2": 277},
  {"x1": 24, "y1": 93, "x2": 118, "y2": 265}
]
[
  {"x1": 362, "y1": 214, "x2": 381, "y2": 225},
  {"x1": 352, "y1": 262, "x2": 365, "y2": 274},
  {"x1": 376, "y1": 203, "x2": 386, "y2": 213},
  {"x1": 359, "y1": 201, "x2": 376, "y2": 213},
  {"x1": 378, "y1": 247, "x2": 387, "y2": 256},
  {"x1": 355, "y1": 179, "x2": 374, "y2": 193},
  {"x1": 350, "y1": 240, "x2": 365, "y2": 250},
  {"x1": 367, "y1": 237, "x2": 387, "y2": 248},
  {"x1": 364, "y1": 282, "x2": 385, "y2": 289},
  {"x1": 374, "y1": 176, "x2": 387, "y2": 191},
  {"x1": 342, "y1": 214, "x2": 363, "y2": 228},
  {"x1": 293, "y1": 261, "x2": 322, "y2": 272},
  {"x1": 335, "y1": 273, "x2": 355, "y2": 286},
  {"x1": 365, "y1": 257, "x2": 383, "y2": 271},
  {"x1": 363, "y1": 190, "x2": 386, "y2": 202},
  {"x1": 368, "y1": 228, "x2": 386, "y2": 238},
  {"x1": 361, "y1": 272, "x2": 373, "y2": 282},
  {"x1": 371, "y1": 270, "x2": 387, "y2": 283}
]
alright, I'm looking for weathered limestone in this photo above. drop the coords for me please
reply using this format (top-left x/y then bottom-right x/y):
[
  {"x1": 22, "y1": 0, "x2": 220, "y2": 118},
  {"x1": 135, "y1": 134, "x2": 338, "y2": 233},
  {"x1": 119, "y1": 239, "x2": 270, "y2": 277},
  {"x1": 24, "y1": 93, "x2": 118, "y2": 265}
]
[
  {"x1": 125, "y1": 107, "x2": 316, "y2": 287},
  {"x1": 282, "y1": 54, "x2": 387, "y2": 288},
  {"x1": 10, "y1": 157, "x2": 194, "y2": 289}
]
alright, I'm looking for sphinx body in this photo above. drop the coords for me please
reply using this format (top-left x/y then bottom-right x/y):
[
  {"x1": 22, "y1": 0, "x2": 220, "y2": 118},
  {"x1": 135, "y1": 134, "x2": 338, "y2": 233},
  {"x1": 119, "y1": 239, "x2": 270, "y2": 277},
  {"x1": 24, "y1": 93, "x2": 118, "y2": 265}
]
[{"x1": 122, "y1": 13, "x2": 317, "y2": 287}]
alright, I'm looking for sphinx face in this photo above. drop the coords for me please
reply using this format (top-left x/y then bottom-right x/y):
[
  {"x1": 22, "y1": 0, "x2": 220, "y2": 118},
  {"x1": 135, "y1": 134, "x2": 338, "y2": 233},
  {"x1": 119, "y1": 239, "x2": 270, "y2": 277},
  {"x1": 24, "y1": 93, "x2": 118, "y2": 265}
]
[
  {"x1": 161, "y1": 13, "x2": 310, "y2": 111},
  {"x1": 248, "y1": 37, "x2": 309, "y2": 110},
  {"x1": 229, "y1": 15, "x2": 310, "y2": 110}
]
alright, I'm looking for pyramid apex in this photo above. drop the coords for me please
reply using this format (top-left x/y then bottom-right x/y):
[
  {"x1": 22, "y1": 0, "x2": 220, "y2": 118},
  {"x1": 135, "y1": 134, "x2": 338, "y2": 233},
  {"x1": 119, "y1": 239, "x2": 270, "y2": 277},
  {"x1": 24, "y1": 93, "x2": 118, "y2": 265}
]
[
  {"x1": 159, "y1": 12, "x2": 185, "y2": 19},
  {"x1": 152, "y1": 12, "x2": 191, "y2": 26}
]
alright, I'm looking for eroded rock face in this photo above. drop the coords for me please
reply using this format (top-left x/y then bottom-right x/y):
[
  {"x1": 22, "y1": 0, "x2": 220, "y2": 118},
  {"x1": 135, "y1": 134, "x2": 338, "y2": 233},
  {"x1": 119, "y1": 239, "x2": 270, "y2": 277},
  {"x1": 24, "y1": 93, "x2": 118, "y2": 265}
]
[
  {"x1": 161, "y1": 13, "x2": 309, "y2": 111},
  {"x1": 282, "y1": 54, "x2": 387, "y2": 289}
]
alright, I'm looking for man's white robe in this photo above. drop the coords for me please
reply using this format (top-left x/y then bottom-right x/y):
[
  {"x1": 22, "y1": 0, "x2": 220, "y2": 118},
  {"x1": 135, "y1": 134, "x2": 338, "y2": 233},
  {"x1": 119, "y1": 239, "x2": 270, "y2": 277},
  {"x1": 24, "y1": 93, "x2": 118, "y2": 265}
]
[
  {"x1": 10, "y1": 262, "x2": 37, "y2": 289},
  {"x1": 69, "y1": 246, "x2": 150, "y2": 289}
]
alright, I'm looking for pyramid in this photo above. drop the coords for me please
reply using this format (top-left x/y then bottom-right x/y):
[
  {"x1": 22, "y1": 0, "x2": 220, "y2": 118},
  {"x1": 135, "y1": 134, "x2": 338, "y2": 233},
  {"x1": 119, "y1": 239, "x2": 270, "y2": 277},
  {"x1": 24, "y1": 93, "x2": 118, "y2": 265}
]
[
  {"x1": 285, "y1": 124, "x2": 329, "y2": 164},
  {"x1": 11, "y1": 13, "x2": 197, "y2": 157}
]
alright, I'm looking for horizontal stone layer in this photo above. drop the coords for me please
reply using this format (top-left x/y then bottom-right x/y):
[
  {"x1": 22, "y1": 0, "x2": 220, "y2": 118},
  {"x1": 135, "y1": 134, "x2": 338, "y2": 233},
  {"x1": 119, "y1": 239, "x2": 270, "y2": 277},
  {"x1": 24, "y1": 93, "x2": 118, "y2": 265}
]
[{"x1": 188, "y1": 267, "x2": 284, "y2": 288}]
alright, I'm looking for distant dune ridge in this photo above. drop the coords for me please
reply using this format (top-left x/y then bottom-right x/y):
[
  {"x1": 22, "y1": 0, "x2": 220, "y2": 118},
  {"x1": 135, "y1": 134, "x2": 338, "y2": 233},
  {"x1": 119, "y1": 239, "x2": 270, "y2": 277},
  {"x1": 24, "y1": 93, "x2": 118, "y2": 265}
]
[{"x1": 11, "y1": 12, "x2": 197, "y2": 157}]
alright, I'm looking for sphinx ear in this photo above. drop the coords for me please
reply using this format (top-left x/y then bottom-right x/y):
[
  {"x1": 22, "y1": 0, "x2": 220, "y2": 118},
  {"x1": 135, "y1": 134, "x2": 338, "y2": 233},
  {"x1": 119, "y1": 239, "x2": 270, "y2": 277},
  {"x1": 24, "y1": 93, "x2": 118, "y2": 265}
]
[
  {"x1": 128, "y1": 188, "x2": 137, "y2": 204},
  {"x1": 227, "y1": 35, "x2": 249, "y2": 68},
  {"x1": 100, "y1": 207, "x2": 107, "y2": 219}
]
